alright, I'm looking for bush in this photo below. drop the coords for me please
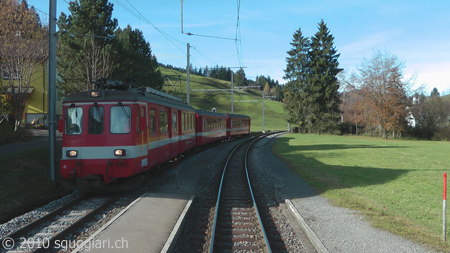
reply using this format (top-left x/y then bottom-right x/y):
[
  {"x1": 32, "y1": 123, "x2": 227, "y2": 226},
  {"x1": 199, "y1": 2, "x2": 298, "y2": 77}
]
[{"x1": 0, "y1": 121, "x2": 33, "y2": 145}]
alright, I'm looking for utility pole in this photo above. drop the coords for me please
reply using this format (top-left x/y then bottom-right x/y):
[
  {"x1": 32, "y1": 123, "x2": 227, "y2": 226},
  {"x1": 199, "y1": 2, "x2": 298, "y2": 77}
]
[
  {"x1": 231, "y1": 72, "x2": 234, "y2": 113},
  {"x1": 262, "y1": 91, "x2": 276, "y2": 133},
  {"x1": 48, "y1": 0, "x2": 57, "y2": 181},
  {"x1": 186, "y1": 43, "x2": 190, "y2": 105},
  {"x1": 262, "y1": 90, "x2": 265, "y2": 133},
  {"x1": 180, "y1": 0, "x2": 184, "y2": 34}
]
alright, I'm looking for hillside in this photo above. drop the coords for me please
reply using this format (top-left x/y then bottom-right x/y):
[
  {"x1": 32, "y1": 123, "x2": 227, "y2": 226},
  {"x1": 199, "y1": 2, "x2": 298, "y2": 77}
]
[{"x1": 159, "y1": 67, "x2": 288, "y2": 132}]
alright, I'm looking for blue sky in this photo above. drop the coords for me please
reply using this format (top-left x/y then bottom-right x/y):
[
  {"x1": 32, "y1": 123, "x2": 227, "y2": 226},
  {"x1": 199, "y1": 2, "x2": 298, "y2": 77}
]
[{"x1": 29, "y1": 0, "x2": 450, "y2": 94}]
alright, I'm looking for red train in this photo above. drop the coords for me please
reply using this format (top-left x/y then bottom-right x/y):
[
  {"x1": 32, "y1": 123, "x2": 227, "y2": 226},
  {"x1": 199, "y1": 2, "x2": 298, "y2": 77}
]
[{"x1": 58, "y1": 80, "x2": 250, "y2": 186}]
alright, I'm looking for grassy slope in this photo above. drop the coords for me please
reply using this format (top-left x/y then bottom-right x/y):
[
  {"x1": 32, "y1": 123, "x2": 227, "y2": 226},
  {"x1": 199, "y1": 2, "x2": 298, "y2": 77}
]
[
  {"x1": 160, "y1": 67, "x2": 288, "y2": 132},
  {"x1": 273, "y1": 134, "x2": 450, "y2": 251}
]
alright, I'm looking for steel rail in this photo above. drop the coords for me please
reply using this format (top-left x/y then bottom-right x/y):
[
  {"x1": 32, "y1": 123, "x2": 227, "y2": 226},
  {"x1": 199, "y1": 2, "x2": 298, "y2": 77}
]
[
  {"x1": 209, "y1": 136, "x2": 255, "y2": 252},
  {"x1": 209, "y1": 133, "x2": 275, "y2": 252},
  {"x1": 34, "y1": 193, "x2": 123, "y2": 252},
  {"x1": 0, "y1": 194, "x2": 88, "y2": 243},
  {"x1": 245, "y1": 135, "x2": 272, "y2": 253}
]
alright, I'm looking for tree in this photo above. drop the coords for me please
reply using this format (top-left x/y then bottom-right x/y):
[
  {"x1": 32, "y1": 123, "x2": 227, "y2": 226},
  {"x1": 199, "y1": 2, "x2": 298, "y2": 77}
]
[
  {"x1": 0, "y1": 0, "x2": 48, "y2": 131},
  {"x1": 263, "y1": 82, "x2": 270, "y2": 96},
  {"x1": 283, "y1": 28, "x2": 310, "y2": 130},
  {"x1": 57, "y1": 0, "x2": 118, "y2": 95},
  {"x1": 283, "y1": 22, "x2": 342, "y2": 133},
  {"x1": 234, "y1": 68, "x2": 247, "y2": 87},
  {"x1": 112, "y1": 25, "x2": 163, "y2": 89},
  {"x1": 412, "y1": 88, "x2": 450, "y2": 140},
  {"x1": 354, "y1": 50, "x2": 408, "y2": 138},
  {"x1": 306, "y1": 20, "x2": 342, "y2": 133}
]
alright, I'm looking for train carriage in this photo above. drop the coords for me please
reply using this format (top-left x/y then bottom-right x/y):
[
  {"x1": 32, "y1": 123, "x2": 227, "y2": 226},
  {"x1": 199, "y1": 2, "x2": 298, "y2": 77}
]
[
  {"x1": 59, "y1": 83, "x2": 196, "y2": 185},
  {"x1": 226, "y1": 113, "x2": 251, "y2": 137},
  {"x1": 195, "y1": 110, "x2": 227, "y2": 146}
]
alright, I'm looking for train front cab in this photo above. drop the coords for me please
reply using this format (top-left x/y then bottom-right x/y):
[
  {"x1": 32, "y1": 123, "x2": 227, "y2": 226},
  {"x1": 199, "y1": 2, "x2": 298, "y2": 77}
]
[{"x1": 60, "y1": 100, "x2": 150, "y2": 185}]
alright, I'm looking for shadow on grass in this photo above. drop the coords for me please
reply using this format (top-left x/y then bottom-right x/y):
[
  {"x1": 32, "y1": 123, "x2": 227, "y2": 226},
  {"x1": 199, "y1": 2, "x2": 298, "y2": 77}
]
[{"x1": 271, "y1": 136, "x2": 410, "y2": 199}]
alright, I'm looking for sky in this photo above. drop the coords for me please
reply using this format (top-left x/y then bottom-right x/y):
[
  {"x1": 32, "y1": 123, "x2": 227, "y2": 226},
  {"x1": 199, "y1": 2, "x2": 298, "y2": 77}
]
[{"x1": 29, "y1": 0, "x2": 450, "y2": 95}]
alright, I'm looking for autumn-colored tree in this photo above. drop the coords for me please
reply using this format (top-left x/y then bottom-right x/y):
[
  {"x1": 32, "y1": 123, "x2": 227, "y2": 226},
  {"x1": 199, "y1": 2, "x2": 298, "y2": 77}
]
[
  {"x1": 354, "y1": 50, "x2": 408, "y2": 138},
  {"x1": 263, "y1": 82, "x2": 270, "y2": 96},
  {"x1": 0, "y1": 0, "x2": 48, "y2": 131}
]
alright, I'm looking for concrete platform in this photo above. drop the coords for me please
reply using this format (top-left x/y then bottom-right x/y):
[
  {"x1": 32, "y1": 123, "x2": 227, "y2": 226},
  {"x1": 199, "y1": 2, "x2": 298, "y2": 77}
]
[{"x1": 74, "y1": 193, "x2": 194, "y2": 253}]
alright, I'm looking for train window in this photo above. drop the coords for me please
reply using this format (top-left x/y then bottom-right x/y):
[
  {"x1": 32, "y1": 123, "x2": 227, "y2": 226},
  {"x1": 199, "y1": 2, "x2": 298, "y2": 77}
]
[
  {"x1": 189, "y1": 114, "x2": 192, "y2": 130},
  {"x1": 160, "y1": 110, "x2": 168, "y2": 133},
  {"x1": 65, "y1": 107, "x2": 83, "y2": 135},
  {"x1": 88, "y1": 106, "x2": 104, "y2": 135},
  {"x1": 149, "y1": 109, "x2": 156, "y2": 134},
  {"x1": 172, "y1": 112, "x2": 177, "y2": 133},
  {"x1": 110, "y1": 106, "x2": 131, "y2": 134}
]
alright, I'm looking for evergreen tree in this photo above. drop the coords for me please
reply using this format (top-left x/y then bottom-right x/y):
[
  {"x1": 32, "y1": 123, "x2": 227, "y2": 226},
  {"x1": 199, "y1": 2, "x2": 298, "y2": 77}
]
[
  {"x1": 307, "y1": 20, "x2": 342, "y2": 133},
  {"x1": 234, "y1": 68, "x2": 248, "y2": 86},
  {"x1": 112, "y1": 25, "x2": 163, "y2": 89},
  {"x1": 57, "y1": 0, "x2": 118, "y2": 95},
  {"x1": 282, "y1": 28, "x2": 310, "y2": 130}
]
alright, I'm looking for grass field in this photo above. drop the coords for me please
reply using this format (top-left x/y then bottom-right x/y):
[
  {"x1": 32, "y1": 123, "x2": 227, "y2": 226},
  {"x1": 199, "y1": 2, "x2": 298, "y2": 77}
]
[
  {"x1": 160, "y1": 67, "x2": 289, "y2": 132},
  {"x1": 273, "y1": 134, "x2": 450, "y2": 251},
  {"x1": 0, "y1": 145, "x2": 66, "y2": 222}
]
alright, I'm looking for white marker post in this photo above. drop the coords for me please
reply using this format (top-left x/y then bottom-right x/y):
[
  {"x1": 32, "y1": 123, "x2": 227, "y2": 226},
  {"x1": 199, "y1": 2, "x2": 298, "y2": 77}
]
[{"x1": 444, "y1": 172, "x2": 447, "y2": 241}]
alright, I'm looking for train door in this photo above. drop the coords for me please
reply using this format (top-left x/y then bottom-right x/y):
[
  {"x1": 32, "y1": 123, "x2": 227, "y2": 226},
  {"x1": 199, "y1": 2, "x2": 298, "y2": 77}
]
[
  {"x1": 159, "y1": 107, "x2": 170, "y2": 161},
  {"x1": 147, "y1": 106, "x2": 158, "y2": 167},
  {"x1": 170, "y1": 109, "x2": 178, "y2": 158},
  {"x1": 138, "y1": 104, "x2": 148, "y2": 169}
]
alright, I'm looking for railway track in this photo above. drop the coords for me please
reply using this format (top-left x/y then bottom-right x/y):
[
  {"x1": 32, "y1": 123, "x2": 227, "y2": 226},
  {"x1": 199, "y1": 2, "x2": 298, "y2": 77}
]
[
  {"x1": 209, "y1": 135, "x2": 270, "y2": 252},
  {"x1": 175, "y1": 132, "x2": 303, "y2": 252},
  {"x1": 0, "y1": 193, "x2": 121, "y2": 252}
]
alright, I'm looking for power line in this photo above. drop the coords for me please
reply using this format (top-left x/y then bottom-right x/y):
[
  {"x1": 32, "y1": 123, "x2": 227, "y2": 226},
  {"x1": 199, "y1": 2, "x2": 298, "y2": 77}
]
[
  {"x1": 235, "y1": 0, "x2": 244, "y2": 68},
  {"x1": 112, "y1": 0, "x2": 186, "y2": 56}
]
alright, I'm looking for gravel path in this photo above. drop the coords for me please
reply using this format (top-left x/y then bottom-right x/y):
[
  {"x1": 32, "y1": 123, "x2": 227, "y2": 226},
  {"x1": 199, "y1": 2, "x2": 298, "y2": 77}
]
[{"x1": 251, "y1": 133, "x2": 434, "y2": 253}]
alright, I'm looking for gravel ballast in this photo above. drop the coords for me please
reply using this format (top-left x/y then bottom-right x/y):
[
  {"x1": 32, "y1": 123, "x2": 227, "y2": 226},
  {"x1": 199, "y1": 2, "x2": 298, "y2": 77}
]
[{"x1": 251, "y1": 133, "x2": 433, "y2": 253}]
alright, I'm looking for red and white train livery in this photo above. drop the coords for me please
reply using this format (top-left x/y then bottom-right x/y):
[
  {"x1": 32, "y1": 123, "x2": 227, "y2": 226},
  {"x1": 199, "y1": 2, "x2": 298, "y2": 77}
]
[{"x1": 58, "y1": 82, "x2": 250, "y2": 186}]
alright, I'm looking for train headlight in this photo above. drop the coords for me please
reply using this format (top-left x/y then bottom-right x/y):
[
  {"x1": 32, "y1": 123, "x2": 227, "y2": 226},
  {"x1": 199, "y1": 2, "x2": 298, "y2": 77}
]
[
  {"x1": 114, "y1": 149, "x2": 127, "y2": 156},
  {"x1": 90, "y1": 91, "x2": 102, "y2": 98},
  {"x1": 66, "y1": 150, "x2": 78, "y2": 157}
]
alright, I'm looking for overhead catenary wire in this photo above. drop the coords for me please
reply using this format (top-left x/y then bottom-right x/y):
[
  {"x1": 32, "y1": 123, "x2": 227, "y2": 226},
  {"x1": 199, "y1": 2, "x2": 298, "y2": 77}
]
[
  {"x1": 112, "y1": 0, "x2": 186, "y2": 56},
  {"x1": 115, "y1": 0, "x2": 214, "y2": 71}
]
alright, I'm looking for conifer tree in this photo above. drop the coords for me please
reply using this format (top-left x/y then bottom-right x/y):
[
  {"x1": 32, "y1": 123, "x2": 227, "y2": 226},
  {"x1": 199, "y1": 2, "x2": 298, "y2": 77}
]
[
  {"x1": 307, "y1": 20, "x2": 342, "y2": 133},
  {"x1": 283, "y1": 28, "x2": 310, "y2": 131},
  {"x1": 57, "y1": 0, "x2": 118, "y2": 95},
  {"x1": 112, "y1": 25, "x2": 163, "y2": 89}
]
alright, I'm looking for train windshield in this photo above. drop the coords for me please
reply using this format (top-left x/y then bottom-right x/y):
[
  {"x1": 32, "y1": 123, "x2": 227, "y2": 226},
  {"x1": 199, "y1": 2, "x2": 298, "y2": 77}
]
[
  {"x1": 65, "y1": 107, "x2": 83, "y2": 135},
  {"x1": 110, "y1": 106, "x2": 131, "y2": 134},
  {"x1": 88, "y1": 106, "x2": 104, "y2": 134}
]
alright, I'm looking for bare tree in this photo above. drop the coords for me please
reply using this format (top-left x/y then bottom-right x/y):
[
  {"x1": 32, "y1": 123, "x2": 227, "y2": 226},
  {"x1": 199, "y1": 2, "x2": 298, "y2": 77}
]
[
  {"x1": 0, "y1": 0, "x2": 48, "y2": 131},
  {"x1": 82, "y1": 38, "x2": 113, "y2": 91},
  {"x1": 353, "y1": 50, "x2": 409, "y2": 138}
]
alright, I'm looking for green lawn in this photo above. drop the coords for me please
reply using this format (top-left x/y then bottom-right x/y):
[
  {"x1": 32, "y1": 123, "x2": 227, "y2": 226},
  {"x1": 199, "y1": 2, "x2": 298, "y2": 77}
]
[
  {"x1": 0, "y1": 145, "x2": 68, "y2": 221},
  {"x1": 160, "y1": 67, "x2": 289, "y2": 132},
  {"x1": 273, "y1": 134, "x2": 450, "y2": 251}
]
